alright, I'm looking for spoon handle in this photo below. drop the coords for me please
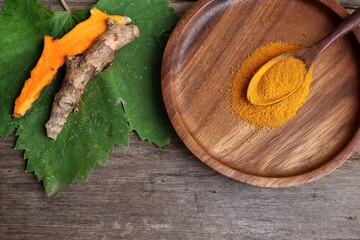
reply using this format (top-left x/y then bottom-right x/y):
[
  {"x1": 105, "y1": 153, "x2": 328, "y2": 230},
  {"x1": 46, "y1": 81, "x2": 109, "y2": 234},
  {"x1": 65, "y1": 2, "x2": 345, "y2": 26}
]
[{"x1": 315, "y1": 7, "x2": 360, "y2": 55}]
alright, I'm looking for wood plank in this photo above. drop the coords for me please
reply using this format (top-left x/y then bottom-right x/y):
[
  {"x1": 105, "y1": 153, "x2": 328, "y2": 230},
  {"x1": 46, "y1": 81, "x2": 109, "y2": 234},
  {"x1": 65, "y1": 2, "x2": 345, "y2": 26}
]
[
  {"x1": 19, "y1": 0, "x2": 195, "y2": 13},
  {"x1": 0, "y1": 0, "x2": 359, "y2": 239},
  {"x1": 341, "y1": 0, "x2": 360, "y2": 8},
  {"x1": 1, "y1": 132, "x2": 360, "y2": 239}
]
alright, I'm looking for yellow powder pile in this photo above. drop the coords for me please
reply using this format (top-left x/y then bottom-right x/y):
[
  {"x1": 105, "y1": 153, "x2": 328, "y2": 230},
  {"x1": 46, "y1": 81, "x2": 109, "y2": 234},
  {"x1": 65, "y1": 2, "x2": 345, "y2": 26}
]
[
  {"x1": 258, "y1": 57, "x2": 307, "y2": 102},
  {"x1": 230, "y1": 42, "x2": 313, "y2": 128}
]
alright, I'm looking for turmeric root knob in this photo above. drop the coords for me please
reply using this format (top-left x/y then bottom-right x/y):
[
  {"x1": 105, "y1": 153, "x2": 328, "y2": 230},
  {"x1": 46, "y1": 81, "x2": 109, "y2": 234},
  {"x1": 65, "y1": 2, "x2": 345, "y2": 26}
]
[{"x1": 45, "y1": 19, "x2": 140, "y2": 140}]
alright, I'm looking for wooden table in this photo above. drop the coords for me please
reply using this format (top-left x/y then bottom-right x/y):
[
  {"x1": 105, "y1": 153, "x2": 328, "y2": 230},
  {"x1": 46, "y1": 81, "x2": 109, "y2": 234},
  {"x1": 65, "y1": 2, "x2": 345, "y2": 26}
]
[{"x1": 1, "y1": 1, "x2": 359, "y2": 239}]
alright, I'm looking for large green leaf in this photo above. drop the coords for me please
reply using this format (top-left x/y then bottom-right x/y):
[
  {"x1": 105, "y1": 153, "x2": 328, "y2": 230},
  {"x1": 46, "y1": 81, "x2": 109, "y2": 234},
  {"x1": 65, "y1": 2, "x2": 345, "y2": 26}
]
[
  {"x1": 0, "y1": 0, "x2": 178, "y2": 196},
  {"x1": 94, "y1": 0, "x2": 177, "y2": 147}
]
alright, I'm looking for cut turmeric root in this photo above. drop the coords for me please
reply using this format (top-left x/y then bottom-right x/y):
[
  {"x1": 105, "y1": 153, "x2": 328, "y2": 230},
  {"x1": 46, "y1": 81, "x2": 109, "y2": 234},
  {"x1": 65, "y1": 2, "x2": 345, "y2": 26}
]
[{"x1": 13, "y1": 8, "x2": 131, "y2": 117}]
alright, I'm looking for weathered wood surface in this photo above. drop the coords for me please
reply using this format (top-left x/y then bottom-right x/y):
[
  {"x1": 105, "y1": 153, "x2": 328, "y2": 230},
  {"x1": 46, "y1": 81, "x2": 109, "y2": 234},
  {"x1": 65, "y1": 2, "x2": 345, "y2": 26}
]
[{"x1": 0, "y1": 0, "x2": 360, "y2": 239}]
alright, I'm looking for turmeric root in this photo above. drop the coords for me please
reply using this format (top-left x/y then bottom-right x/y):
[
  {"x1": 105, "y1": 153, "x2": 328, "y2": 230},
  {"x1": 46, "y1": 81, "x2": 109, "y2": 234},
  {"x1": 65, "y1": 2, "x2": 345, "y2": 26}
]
[
  {"x1": 13, "y1": 8, "x2": 131, "y2": 118},
  {"x1": 45, "y1": 19, "x2": 140, "y2": 140}
]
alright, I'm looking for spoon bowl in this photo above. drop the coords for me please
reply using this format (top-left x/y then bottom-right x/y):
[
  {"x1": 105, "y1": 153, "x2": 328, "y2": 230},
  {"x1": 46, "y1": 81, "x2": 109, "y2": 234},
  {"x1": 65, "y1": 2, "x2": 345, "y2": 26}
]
[
  {"x1": 247, "y1": 7, "x2": 360, "y2": 106},
  {"x1": 246, "y1": 53, "x2": 307, "y2": 106}
]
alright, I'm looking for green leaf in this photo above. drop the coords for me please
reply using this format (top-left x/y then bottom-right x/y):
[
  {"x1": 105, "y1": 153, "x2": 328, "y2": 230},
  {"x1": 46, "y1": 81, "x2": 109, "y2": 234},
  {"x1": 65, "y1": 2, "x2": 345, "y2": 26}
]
[
  {"x1": 94, "y1": 0, "x2": 178, "y2": 147},
  {"x1": 0, "y1": 0, "x2": 178, "y2": 196}
]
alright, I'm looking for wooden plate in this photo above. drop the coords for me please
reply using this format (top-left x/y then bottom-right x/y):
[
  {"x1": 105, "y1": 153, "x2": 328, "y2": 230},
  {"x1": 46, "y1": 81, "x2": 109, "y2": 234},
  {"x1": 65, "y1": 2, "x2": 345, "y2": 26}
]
[{"x1": 162, "y1": 0, "x2": 360, "y2": 187}]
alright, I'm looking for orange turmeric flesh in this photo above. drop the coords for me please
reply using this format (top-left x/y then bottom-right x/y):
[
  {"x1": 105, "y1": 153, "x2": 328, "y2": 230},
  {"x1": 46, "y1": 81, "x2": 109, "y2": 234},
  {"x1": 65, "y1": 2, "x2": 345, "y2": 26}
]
[{"x1": 13, "y1": 8, "x2": 130, "y2": 117}]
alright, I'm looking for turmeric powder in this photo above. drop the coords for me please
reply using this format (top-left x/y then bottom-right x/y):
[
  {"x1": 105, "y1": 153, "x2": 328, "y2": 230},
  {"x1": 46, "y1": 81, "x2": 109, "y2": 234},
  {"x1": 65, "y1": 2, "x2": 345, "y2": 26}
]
[
  {"x1": 13, "y1": 8, "x2": 130, "y2": 118},
  {"x1": 256, "y1": 56, "x2": 307, "y2": 103},
  {"x1": 230, "y1": 42, "x2": 313, "y2": 128}
]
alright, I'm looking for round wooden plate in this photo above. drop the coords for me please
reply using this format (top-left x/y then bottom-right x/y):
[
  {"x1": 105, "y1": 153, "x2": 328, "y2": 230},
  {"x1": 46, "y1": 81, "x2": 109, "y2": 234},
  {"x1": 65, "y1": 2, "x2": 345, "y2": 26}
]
[{"x1": 162, "y1": 0, "x2": 360, "y2": 187}]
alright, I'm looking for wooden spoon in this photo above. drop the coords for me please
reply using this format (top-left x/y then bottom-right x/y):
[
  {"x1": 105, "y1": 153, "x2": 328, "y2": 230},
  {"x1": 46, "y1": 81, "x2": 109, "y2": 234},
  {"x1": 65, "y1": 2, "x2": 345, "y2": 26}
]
[{"x1": 247, "y1": 7, "x2": 360, "y2": 106}]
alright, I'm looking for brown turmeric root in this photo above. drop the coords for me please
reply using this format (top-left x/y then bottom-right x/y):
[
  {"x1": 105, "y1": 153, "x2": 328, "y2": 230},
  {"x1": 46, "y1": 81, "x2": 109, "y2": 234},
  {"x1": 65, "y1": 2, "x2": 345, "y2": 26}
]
[{"x1": 45, "y1": 19, "x2": 140, "y2": 140}]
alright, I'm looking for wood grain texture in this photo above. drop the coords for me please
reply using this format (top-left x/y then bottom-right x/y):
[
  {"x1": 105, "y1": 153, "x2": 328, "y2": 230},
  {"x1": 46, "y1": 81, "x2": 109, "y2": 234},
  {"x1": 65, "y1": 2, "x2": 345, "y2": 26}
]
[
  {"x1": 0, "y1": 0, "x2": 360, "y2": 240},
  {"x1": 162, "y1": 0, "x2": 360, "y2": 187}
]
